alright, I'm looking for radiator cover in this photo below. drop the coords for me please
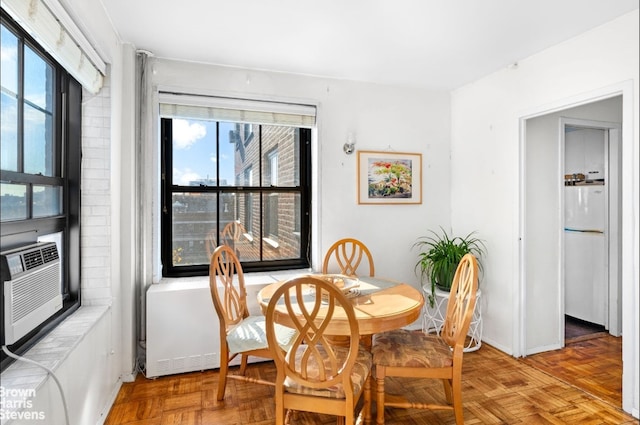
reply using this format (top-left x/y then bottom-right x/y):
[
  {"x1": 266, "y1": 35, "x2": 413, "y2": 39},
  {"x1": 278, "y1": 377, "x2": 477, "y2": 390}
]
[{"x1": 145, "y1": 272, "x2": 303, "y2": 378}]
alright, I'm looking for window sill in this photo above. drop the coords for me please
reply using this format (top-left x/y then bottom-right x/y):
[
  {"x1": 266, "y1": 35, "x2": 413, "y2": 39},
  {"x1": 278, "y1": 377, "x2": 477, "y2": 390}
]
[
  {"x1": 0, "y1": 305, "x2": 110, "y2": 419},
  {"x1": 263, "y1": 237, "x2": 279, "y2": 249},
  {"x1": 158, "y1": 268, "x2": 311, "y2": 287}
]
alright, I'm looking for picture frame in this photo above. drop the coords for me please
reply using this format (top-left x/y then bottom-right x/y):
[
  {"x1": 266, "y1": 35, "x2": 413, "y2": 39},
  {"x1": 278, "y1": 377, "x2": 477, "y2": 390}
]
[{"x1": 357, "y1": 150, "x2": 422, "y2": 204}]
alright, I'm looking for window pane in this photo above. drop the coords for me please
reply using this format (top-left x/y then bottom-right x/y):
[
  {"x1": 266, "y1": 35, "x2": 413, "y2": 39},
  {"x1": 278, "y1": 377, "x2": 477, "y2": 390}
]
[
  {"x1": 261, "y1": 126, "x2": 299, "y2": 186},
  {"x1": 171, "y1": 192, "x2": 217, "y2": 266},
  {"x1": 24, "y1": 45, "x2": 53, "y2": 112},
  {"x1": 1, "y1": 24, "x2": 18, "y2": 94},
  {"x1": 24, "y1": 103, "x2": 54, "y2": 175},
  {"x1": 242, "y1": 192, "x2": 254, "y2": 233},
  {"x1": 1, "y1": 91, "x2": 18, "y2": 171},
  {"x1": 222, "y1": 192, "x2": 259, "y2": 262},
  {"x1": 33, "y1": 185, "x2": 62, "y2": 218},
  {"x1": 172, "y1": 118, "x2": 217, "y2": 186},
  {"x1": 1, "y1": 25, "x2": 18, "y2": 172},
  {"x1": 221, "y1": 121, "x2": 258, "y2": 187},
  {"x1": 262, "y1": 192, "x2": 301, "y2": 261},
  {"x1": 0, "y1": 182, "x2": 27, "y2": 221}
]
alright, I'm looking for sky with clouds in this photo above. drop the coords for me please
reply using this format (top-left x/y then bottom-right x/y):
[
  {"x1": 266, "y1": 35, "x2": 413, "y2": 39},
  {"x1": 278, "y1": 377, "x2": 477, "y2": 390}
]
[{"x1": 172, "y1": 119, "x2": 236, "y2": 186}]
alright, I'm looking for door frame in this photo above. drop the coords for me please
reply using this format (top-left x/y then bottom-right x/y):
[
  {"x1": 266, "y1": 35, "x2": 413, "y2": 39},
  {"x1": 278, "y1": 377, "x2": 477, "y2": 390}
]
[{"x1": 517, "y1": 80, "x2": 636, "y2": 414}]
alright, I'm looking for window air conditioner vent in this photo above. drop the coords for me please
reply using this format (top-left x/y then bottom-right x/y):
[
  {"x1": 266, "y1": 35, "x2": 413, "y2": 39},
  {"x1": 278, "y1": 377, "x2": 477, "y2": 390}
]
[
  {"x1": 41, "y1": 245, "x2": 60, "y2": 263},
  {"x1": 23, "y1": 250, "x2": 44, "y2": 271},
  {"x1": 1, "y1": 242, "x2": 63, "y2": 345}
]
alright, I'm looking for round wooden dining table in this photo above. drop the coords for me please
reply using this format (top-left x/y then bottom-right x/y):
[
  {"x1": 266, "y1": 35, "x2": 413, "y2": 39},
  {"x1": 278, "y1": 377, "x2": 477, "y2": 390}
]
[{"x1": 257, "y1": 275, "x2": 424, "y2": 346}]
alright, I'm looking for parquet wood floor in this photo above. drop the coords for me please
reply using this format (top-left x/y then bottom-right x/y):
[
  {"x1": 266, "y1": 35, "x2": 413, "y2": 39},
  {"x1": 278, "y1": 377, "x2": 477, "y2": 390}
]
[
  {"x1": 105, "y1": 339, "x2": 637, "y2": 425},
  {"x1": 520, "y1": 333, "x2": 622, "y2": 410}
]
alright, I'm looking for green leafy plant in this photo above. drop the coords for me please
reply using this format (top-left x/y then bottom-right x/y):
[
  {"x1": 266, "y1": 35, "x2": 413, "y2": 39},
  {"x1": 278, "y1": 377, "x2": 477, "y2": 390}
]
[{"x1": 414, "y1": 227, "x2": 485, "y2": 307}]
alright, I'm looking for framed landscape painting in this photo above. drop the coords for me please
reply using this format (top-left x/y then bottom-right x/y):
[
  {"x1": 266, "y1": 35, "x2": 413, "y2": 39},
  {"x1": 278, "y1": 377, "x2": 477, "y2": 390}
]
[{"x1": 357, "y1": 150, "x2": 422, "y2": 204}]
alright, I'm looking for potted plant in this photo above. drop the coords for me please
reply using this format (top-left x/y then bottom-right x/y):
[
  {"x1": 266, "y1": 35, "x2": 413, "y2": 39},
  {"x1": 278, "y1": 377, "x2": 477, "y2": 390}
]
[{"x1": 414, "y1": 227, "x2": 485, "y2": 307}]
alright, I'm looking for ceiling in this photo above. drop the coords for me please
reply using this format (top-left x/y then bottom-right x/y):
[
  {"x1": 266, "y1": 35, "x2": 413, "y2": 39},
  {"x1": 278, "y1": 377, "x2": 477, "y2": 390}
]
[{"x1": 99, "y1": 0, "x2": 638, "y2": 90}]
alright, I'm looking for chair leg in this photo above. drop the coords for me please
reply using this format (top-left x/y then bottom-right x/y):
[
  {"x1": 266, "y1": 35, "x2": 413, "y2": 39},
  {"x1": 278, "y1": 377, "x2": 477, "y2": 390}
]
[
  {"x1": 217, "y1": 352, "x2": 229, "y2": 401},
  {"x1": 238, "y1": 353, "x2": 249, "y2": 375},
  {"x1": 451, "y1": 376, "x2": 464, "y2": 425},
  {"x1": 363, "y1": 375, "x2": 372, "y2": 425},
  {"x1": 375, "y1": 367, "x2": 386, "y2": 425},
  {"x1": 275, "y1": 389, "x2": 285, "y2": 425}
]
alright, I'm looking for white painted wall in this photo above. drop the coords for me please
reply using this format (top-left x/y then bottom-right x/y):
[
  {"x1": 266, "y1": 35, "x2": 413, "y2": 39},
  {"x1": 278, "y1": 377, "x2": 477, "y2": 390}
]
[
  {"x1": 148, "y1": 58, "x2": 452, "y2": 286},
  {"x1": 450, "y1": 10, "x2": 638, "y2": 416},
  {"x1": 66, "y1": 0, "x2": 139, "y2": 399},
  {"x1": 64, "y1": 0, "x2": 140, "y2": 386}
]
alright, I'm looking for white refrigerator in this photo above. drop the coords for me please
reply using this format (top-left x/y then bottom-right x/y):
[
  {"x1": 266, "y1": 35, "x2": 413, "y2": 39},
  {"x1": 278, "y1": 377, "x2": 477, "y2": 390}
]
[{"x1": 564, "y1": 185, "x2": 607, "y2": 326}]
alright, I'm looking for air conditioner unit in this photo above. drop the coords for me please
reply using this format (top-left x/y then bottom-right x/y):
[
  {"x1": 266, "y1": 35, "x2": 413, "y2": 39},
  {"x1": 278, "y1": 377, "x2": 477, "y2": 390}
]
[{"x1": 1, "y1": 242, "x2": 63, "y2": 344}]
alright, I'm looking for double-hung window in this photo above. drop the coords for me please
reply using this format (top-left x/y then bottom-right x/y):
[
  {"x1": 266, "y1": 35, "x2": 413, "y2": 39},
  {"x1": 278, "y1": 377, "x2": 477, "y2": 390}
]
[
  {"x1": 160, "y1": 94, "x2": 314, "y2": 276},
  {"x1": 0, "y1": 11, "x2": 81, "y2": 361}
]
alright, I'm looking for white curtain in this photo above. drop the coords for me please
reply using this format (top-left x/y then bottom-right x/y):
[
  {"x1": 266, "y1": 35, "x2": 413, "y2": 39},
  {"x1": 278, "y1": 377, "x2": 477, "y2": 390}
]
[{"x1": 136, "y1": 51, "x2": 154, "y2": 347}]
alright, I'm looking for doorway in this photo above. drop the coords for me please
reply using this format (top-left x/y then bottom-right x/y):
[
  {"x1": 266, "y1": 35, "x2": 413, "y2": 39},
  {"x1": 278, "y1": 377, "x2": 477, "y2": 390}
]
[
  {"x1": 519, "y1": 81, "x2": 637, "y2": 415},
  {"x1": 564, "y1": 315, "x2": 606, "y2": 341},
  {"x1": 522, "y1": 95, "x2": 623, "y2": 406},
  {"x1": 523, "y1": 96, "x2": 622, "y2": 354}
]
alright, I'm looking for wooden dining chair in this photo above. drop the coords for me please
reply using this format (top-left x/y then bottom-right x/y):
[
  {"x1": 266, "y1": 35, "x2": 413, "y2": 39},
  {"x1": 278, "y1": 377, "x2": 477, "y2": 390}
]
[
  {"x1": 209, "y1": 245, "x2": 296, "y2": 401},
  {"x1": 322, "y1": 238, "x2": 375, "y2": 277},
  {"x1": 265, "y1": 275, "x2": 373, "y2": 425},
  {"x1": 371, "y1": 253, "x2": 479, "y2": 424}
]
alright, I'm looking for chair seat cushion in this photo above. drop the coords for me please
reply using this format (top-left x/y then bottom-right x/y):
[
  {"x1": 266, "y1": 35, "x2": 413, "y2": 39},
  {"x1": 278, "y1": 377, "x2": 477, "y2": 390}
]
[
  {"x1": 372, "y1": 329, "x2": 452, "y2": 368},
  {"x1": 227, "y1": 315, "x2": 297, "y2": 353},
  {"x1": 284, "y1": 345, "x2": 372, "y2": 399}
]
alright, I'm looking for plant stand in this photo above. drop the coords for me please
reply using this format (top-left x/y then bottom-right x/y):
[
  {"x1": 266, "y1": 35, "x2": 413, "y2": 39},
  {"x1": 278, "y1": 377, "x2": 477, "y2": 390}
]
[{"x1": 422, "y1": 286, "x2": 482, "y2": 352}]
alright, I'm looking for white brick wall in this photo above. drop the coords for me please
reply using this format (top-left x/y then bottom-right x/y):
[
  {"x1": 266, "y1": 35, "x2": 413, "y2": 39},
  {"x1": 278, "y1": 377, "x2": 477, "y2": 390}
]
[{"x1": 81, "y1": 77, "x2": 112, "y2": 305}]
